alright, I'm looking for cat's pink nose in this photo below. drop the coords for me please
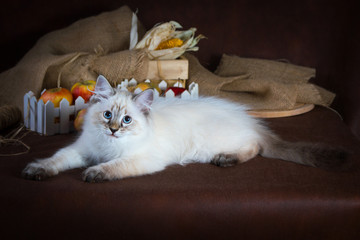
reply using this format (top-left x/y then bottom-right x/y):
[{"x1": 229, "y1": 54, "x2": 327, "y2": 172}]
[{"x1": 110, "y1": 128, "x2": 118, "y2": 134}]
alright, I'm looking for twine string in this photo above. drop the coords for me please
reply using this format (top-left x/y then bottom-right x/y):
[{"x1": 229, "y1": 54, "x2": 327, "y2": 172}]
[{"x1": 0, "y1": 124, "x2": 31, "y2": 157}]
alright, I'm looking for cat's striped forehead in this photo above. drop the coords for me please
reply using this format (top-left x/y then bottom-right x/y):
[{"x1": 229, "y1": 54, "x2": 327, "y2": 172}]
[{"x1": 109, "y1": 90, "x2": 133, "y2": 113}]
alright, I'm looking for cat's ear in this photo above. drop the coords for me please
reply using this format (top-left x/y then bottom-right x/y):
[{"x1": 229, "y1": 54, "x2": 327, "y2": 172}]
[
  {"x1": 134, "y1": 89, "x2": 153, "y2": 114},
  {"x1": 91, "y1": 75, "x2": 115, "y2": 102}
]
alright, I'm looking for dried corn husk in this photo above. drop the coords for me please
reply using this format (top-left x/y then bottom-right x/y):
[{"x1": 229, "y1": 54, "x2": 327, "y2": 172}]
[
  {"x1": 134, "y1": 21, "x2": 205, "y2": 60},
  {"x1": 156, "y1": 38, "x2": 183, "y2": 50},
  {"x1": 129, "y1": 12, "x2": 139, "y2": 50}
]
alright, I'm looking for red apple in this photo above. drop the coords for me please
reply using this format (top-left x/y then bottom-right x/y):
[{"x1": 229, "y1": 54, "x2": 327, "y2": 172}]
[
  {"x1": 71, "y1": 80, "x2": 96, "y2": 102},
  {"x1": 165, "y1": 87, "x2": 186, "y2": 96},
  {"x1": 74, "y1": 108, "x2": 87, "y2": 131},
  {"x1": 39, "y1": 87, "x2": 73, "y2": 107}
]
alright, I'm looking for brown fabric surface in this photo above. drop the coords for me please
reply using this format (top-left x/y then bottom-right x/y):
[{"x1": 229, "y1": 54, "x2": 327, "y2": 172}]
[
  {"x1": 43, "y1": 49, "x2": 149, "y2": 91},
  {"x1": 1, "y1": 107, "x2": 359, "y2": 239},
  {"x1": 0, "y1": 5, "x2": 147, "y2": 114},
  {"x1": 187, "y1": 53, "x2": 334, "y2": 110},
  {"x1": 92, "y1": 49, "x2": 149, "y2": 84},
  {"x1": 215, "y1": 54, "x2": 316, "y2": 83},
  {"x1": 213, "y1": 54, "x2": 335, "y2": 110}
]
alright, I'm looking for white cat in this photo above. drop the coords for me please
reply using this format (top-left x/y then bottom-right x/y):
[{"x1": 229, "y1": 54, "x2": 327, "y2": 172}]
[{"x1": 22, "y1": 75, "x2": 347, "y2": 182}]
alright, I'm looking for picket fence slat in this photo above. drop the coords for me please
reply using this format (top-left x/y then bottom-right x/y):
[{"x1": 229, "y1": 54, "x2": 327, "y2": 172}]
[
  {"x1": 44, "y1": 101, "x2": 56, "y2": 135},
  {"x1": 37, "y1": 100, "x2": 44, "y2": 134},
  {"x1": 165, "y1": 90, "x2": 175, "y2": 98},
  {"x1": 181, "y1": 91, "x2": 191, "y2": 99},
  {"x1": 60, "y1": 99, "x2": 72, "y2": 134},
  {"x1": 158, "y1": 80, "x2": 167, "y2": 91},
  {"x1": 29, "y1": 96, "x2": 37, "y2": 131},
  {"x1": 23, "y1": 79, "x2": 199, "y2": 135},
  {"x1": 23, "y1": 91, "x2": 34, "y2": 129}
]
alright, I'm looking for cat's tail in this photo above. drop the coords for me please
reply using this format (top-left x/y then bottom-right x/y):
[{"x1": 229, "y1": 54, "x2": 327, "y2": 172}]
[{"x1": 258, "y1": 128, "x2": 349, "y2": 171}]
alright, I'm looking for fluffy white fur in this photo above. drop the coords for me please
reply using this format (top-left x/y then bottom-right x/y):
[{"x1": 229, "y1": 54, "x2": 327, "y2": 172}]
[{"x1": 22, "y1": 75, "x2": 346, "y2": 182}]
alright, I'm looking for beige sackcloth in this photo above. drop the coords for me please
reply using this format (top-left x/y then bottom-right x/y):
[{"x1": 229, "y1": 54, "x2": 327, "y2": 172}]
[{"x1": 0, "y1": 6, "x2": 335, "y2": 130}]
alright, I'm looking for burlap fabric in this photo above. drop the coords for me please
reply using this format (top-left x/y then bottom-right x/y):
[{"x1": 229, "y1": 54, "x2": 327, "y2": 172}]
[
  {"x1": 0, "y1": 6, "x2": 336, "y2": 131},
  {"x1": 0, "y1": 5, "x2": 147, "y2": 117},
  {"x1": 187, "y1": 53, "x2": 335, "y2": 110}
]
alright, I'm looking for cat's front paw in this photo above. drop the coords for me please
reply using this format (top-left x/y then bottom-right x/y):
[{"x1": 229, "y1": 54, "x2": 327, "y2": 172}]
[
  {"x1": 82, "y1": 166, "x2": 108, "y2": 183},
  {"x1": 22, "y1": 162, "x2": 54, "y2": 181}
]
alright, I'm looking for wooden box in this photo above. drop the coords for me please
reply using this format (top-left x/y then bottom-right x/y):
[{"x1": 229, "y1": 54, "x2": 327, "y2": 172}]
[{"x1": 146, "y1": 56, "x2": 188, "y2": 87}]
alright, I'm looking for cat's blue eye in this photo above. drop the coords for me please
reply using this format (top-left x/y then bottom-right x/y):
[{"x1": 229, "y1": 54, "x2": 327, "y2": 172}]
[
  {"x1": 103, "y1": 111, "x2": 112, "y2": 119},
  {"x1": 123, "y1": 115, "x2": 132, "y2": 124}
]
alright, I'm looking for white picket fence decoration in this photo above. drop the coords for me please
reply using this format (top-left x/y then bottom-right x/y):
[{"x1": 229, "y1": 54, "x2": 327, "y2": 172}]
[
  {"x1": 119, "y1": 78, "x2": 199, "y2": 99},
  {"x1": 24, "y1": 79, "x2": 199, "y2": 135},
  {"x1": 24, "y1": 91, "x2": 88, "y2": 135}
]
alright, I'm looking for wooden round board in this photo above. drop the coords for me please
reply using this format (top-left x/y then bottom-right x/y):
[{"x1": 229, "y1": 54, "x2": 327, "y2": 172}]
[{"x1": 247, "y1": 103, "x2": 314, "y2": 118}]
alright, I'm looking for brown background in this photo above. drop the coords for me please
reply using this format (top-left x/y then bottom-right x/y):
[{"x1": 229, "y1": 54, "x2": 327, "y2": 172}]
[{"x1": 1, "y1": 0, "x2": 359, "y2": 138}]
